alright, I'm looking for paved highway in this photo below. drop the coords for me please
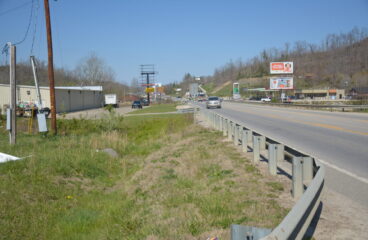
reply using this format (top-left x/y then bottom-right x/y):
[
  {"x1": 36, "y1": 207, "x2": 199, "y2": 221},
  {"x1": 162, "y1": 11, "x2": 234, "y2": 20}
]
[{"x1": 193, "y1": 101, "x2": 368, "y2": 207}]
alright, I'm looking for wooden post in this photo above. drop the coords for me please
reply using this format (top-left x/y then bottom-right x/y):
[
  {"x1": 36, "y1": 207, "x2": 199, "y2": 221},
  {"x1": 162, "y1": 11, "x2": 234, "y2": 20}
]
[
  {"x1": 10, "y1": 44, "x2": 16, "y2": 145},
  {"x1": 44, "y1": 0, "x2": 57, "y2": 134}
]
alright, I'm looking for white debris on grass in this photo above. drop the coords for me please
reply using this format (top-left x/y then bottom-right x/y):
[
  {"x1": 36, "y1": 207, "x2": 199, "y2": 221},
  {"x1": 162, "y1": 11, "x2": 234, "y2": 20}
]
[{"x1": 0, "y1": 152, "x2": 21, "y2": 163}]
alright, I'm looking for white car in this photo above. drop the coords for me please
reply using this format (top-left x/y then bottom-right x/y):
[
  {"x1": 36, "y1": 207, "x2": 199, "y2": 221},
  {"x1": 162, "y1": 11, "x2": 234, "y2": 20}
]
[
  {"x1": 206, "y1": 96, "x2": 221, "y2": 109},
  {"x1": 261, "y1": 97, "x2": 271, "y2": 102}
]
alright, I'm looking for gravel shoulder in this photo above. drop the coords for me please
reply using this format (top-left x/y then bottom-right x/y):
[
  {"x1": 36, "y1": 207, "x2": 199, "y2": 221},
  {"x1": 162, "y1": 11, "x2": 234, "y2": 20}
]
[{"x1": 58, "y1": 106, "x2": 138, "y2": 119}]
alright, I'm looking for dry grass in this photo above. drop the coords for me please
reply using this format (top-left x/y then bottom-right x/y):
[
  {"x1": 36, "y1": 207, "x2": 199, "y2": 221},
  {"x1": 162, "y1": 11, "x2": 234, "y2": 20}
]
[
  {"x1": 122, "y1": 125, "x2": 288, "y2": 239},
  {"x1": 0, "y1": 114, "x2": 288, "y2": 239}
]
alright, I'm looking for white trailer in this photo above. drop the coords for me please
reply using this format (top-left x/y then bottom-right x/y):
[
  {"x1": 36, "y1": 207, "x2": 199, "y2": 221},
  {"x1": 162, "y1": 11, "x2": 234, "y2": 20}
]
[{"x1": 104, "y1": 94, "x2": 118, "y2": 108}]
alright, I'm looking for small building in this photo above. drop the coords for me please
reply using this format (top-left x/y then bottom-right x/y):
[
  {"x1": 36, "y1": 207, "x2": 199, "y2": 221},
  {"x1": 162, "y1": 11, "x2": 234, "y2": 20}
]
[
  {"x1": 294, "y1": 89, "x2": 345, "y2": 100},
  {"x1": 348, "y1": 87, "x2": 368, "y2": 99},
  {"x1": 189, "y1": 83, "x2": 199, "y2": 97},
  {"x1": 0, "y1": 84, "x2": 104, "y2": 113}
]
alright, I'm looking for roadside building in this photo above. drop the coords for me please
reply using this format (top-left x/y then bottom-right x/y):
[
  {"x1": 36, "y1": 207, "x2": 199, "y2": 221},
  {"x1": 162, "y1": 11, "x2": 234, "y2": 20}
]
[
  {"x1": 294, "y1": 89, "x2": 345, "y2": 100},
  {"x1": 189, "y1": 83, "x2": 199, "y2": 97},
  {"x1": 0, "y1": 84, "x2": 103, "y2": 113},
  {"x1": 348, "y1": 87, "x2": 368, "y2": 99}
]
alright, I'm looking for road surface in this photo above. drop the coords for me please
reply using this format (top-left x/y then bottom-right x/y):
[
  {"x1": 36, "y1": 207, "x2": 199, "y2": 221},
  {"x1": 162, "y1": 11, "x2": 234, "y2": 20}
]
[{"x1": 193, "y1": 101, "x2": 368, "y2": 207}]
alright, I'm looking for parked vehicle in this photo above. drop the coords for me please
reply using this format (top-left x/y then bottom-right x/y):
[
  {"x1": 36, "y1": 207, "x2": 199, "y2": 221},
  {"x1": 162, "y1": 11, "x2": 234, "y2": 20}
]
[
  {"x1": 104, "y1": 94, "x2": 118, "y2": 108},
  {"x1": 249, "y1": 96, "x2": 262, "y2": 101},
  {"x1": 141, "y1": 99, "x2": 149, "y2": 106},
  {"x1": 261, "y1": 97, "x2": 271, "y2": 102},
  {"x1": 131, "y1": 101, "x2": 142, "y2": 109},
  {"x1": 206, "y1": 96, "x2": 221, "y2": 109}
]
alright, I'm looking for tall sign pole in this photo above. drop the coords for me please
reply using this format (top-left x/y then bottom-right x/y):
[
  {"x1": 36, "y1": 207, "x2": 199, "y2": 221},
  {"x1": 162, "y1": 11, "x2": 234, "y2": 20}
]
[
  {"x1": 9, "y1": 44, "x2": 17, "y2": 144},
  {"x1": 43, "y1": 0, "x2": 57, "y2": 134}
]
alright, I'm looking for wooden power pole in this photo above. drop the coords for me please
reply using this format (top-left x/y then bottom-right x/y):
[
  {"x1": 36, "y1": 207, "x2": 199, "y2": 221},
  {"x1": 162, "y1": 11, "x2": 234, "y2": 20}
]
[
  {"x1": 10, "y1": 44, "x2": 16, "y2": 144},
  {"x1": 43, "y1": 0, "x2": 57, "y2": 134}
]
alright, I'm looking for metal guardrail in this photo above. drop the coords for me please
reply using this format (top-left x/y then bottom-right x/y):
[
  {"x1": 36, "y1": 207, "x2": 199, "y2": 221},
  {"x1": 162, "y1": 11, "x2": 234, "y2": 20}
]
[
  {"x1": 177, "y1": 107, "x2": 195, "y2": 113},
  {"x1": 229, "y1": 100, "x2": 368, "y2": 111},
  {"x1": 198, "y1": 108, "x2": 325, "y2": 240}
]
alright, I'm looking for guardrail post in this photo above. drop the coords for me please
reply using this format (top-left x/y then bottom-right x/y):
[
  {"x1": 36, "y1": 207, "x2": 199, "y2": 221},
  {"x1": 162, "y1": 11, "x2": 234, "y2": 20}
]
[
  {"x1": 245, "y1": 130, "x2": 253, "y2": 149},
  {"x1": 253, "y1": 136, "x2": 261, "y2": 164},
  {"x1": 268, "y1": 144, "x2": 277, "y2": 175},
  {"x1": 260, "y1": 135, "x2": 266, "y2": 150},
  {"x1": 292, "y1": 157, "x2": 303, "y2": 199},
  {"x1": 219, "y1": 116, "x2": 223, "y2": 132},
  {"x1": 228, "y1": 121, "x2": 232, "y2": 141},
  {"x1": 241, "y1": 128, "x2": 247, "y2": 152},
  {"x1": 302, "y1": 157, "x2": 313, "y2": 185},
  {"x1": 234, "y1": 124, "x2": 239, "y2": 146},
  {"x1": 222, "y1": 118, "x2": 227, "y2": 136},
  {"x1": 232, "y1": 122, "x2": 235, "y2": 141},
  {"x1": 276, "y1": 144, "x2": 284, "y2": 163}
]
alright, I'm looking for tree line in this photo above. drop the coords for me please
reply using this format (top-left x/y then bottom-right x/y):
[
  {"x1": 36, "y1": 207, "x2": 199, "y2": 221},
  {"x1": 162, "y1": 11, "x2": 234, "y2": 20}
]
[
  {"x1": 0, "y1": 53, "x2": 129, "y2": 98},
  {"x1": 175, "y1": 27, "x2": 368, "y2": 91}
]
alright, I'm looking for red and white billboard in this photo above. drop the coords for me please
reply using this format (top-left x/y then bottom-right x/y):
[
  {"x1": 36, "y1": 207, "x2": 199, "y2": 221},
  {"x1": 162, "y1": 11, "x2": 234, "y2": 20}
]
[
  {"x1": 270, "y1": 77, "x2": 294, "y2": 90},
  {"x1": 270, "y1": 62, "x2": 293, "y2": 74}
]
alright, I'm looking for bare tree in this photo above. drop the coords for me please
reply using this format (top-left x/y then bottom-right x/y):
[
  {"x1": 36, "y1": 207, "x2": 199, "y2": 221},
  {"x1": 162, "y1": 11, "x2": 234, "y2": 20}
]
[{"x1": 74, "y1": 52, "x2": 116, "y2": 85}]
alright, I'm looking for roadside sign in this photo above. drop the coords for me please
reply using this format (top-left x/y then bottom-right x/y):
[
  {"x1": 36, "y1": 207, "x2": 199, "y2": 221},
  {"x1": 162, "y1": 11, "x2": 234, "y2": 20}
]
[
  {"x1": 270, "y1": 77, "x2": 293, "y2": 89},
  {"x1": 156, "y1": 87, "x2": 164, "y2": 93},
  {"x1": 233, "y1": 82, "x2": 241, "y2": 99},
  {"x1": 270, "y1": 62, "x2": 293, "y2": 74},
  {"x1": 145, "y1": 88, "x2": 155, "y2": 93}
]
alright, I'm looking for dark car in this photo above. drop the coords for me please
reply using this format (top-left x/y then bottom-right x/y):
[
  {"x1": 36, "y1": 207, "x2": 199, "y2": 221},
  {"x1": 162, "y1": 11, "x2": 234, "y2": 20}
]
[
  {"x1": 141, "y1": 99, "x2": 149, "y2": 106},
  {"x1": 132, "y1": 101, "x2": 142, "y2": 109},
  {"x1": 249, "y1": 96, "x2": 261, "y2": 101}
]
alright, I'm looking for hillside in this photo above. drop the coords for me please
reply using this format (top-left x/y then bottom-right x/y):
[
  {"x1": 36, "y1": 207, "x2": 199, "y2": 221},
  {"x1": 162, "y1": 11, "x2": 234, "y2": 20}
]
[{"x1": 176, "y1": 28, "x2": 368, "y2": 96}]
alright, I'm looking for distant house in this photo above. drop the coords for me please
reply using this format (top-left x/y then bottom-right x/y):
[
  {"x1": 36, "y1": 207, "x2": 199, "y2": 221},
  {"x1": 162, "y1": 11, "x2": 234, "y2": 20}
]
[{"x1": 349, "y1": 87, "x2": 368, "y2": 99}]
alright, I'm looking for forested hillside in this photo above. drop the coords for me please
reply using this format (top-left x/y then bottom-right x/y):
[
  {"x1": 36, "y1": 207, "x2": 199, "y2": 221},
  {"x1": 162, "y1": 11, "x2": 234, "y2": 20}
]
[{"x1": 173, "y1": 27, "x2": 368, "y2": 93}]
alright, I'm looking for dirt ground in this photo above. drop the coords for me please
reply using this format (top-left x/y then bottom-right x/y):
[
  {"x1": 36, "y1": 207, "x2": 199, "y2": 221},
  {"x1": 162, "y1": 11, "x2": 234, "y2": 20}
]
[
  {"x1": 194, "y1": 111, "x2": 368, "y2": 240},
  {"x1": 58, "y1": 105, "x2": 137, "y2": 119}
]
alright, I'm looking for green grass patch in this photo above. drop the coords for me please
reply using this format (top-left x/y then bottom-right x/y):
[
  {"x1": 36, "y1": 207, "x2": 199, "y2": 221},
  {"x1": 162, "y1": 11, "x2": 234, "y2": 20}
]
[
  {"x1": 0, "y1": 113, "x2": 287, "y2": 239},
  {"x1": 128, "y1": 103, "x2": 177, "y2": 114}
]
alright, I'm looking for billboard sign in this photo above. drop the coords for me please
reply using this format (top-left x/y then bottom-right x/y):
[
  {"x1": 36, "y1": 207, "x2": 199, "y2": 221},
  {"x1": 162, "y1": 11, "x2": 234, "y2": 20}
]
[
  {"x1": 270, "y1": 77, "x2": 293, "y2": 90},
  {"x1": 270, "y1": 62, "x2": 293, "y2": 74},
  {"x1": 145, "y1": 87, "x2": 155, "y2": 93}
]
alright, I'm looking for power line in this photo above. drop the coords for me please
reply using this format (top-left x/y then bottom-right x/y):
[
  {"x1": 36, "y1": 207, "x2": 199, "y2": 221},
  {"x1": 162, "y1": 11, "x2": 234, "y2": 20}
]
[
  {"x1": 30, "y1": 0, "x2": 40, "y2": 55},
  {"x1": 0, "y1": 1, "x2": 32, "y2": 17},
  {"x1": 13, "y1": 0, "x2": 35, "y2": 46}
]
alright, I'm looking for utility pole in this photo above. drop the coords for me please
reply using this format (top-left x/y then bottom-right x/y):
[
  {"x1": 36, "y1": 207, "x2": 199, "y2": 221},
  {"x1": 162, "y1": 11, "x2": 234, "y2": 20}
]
[
  {"x1": 9, "y1": 43, "x2": 16, "y2": 144},
  {"x1": 140, "y1": 65, "x2": 156, "y2": 105},
  {"x1": 30, "y1": 56, "x2": 43, "y2": 110},
  {"x1": 43, "y1": 0, "x2": 57, "y2": 134}
]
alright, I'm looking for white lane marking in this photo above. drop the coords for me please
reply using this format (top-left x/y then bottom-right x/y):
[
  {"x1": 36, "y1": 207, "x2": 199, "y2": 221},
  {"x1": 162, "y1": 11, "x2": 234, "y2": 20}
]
[
  {"x1": 192, "y1": 102, "x2": 368, "y2": 185},
  {"x1": 317, "y1": 158, "x2": 368, "y2": 185}
]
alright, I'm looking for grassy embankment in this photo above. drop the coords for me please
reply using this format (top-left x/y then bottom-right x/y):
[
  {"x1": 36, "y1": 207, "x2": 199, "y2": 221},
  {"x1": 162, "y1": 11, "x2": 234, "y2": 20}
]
[
  {"x1": 0, "y1": 110, "x2": 287, "y2": 239},
  {"x1": 128, "y1": 103, "x2": 178, "y2": 114}
]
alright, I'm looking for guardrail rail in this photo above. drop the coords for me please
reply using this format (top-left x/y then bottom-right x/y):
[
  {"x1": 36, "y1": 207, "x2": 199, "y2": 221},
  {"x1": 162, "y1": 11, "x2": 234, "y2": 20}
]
[
  {"x1": 197, "y1": 107, "x2": 325, "y2": 240},
  {"x1": 229, "y1": 99, "x2": 368, "y2": 112}
]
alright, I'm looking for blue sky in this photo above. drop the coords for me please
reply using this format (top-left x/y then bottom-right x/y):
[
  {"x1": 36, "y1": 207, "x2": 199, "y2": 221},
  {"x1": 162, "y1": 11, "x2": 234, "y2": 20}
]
[{"x1": 1, "y1": 0, "x2": 368, "y2": 85}]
